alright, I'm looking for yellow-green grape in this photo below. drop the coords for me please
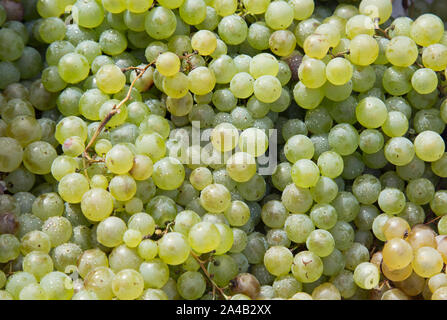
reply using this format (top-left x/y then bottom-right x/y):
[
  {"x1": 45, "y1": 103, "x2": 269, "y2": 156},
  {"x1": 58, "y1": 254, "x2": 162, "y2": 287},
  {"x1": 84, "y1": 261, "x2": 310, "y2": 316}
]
[
  {"x1": 162, "y1": 72, "x2": 189, "y2": 99},
  {"x1": 428, "y1": 274, "x2": 447, "y2": 293},
  {"x1": 422, "y1": 44, "x2": 447, "y2": 71},
  {"x1": 226, "y1": 152, "x2": 257, "y2": 183},
  {"x1": 152, "y1": 157, "x2": 185, "y2": 191},
  {"x1": 383, "y1": 216, "x2": 410, "y2": 240},
  {"x1": 432, "y1": 154, "x2": 447, "y2": 178},
  {"x1": 385, "y1": 36, "x2": 418, "y2": 67},
  {"x1": 264, "y1": 246, "x2": 293, "y2": 276},
  {"x1": 156, "y1": 52, "x2": 180, "y2": 77},
  {"x1": 312, "y1": 282, "x2": 341, "y2": 300},
  {"x1": 383, "y1": 238, "x2": 413, "y2": 270},
  {"x1": 211, "y1": 122, "x2": 239, "y2": 152},
  {"x1": 94, "y1": 139, "x2": 112, "y2": 156},
  {"x1": 298, "y1": 57, "x2": 326, "y2": 89},
  {"x1": 137, "y1": 239, "x2": 158, "y2": 261},
  {"x1": 381, "y1": 111, "x2": 409, "y2": 138},
  {"x1": 102, "y1": 0, "x2": 127, "y2": 13},
  {"x1": 191, "y1": 30, "x2": 217, "y2": 56},
  {"x1": 384, "y1": 137, "x2": 415, "y2": 166},
  {"x1": 58, "y1": 172, "x2": 90, "y2": 203},
  {"x1": 224, "y1": 200, "x2": 250, "y2": 227},
  {"x1": 0, "y1": 137, "x2": 23, "y2": 172},
  {"x1": 96, "y1": 64, "x2": 126, "y2": 94},
  {"x1": 62, "y1": 136, "x2": 84, "y2": 157},
  {"x1": 214, "y1": 223, "x2": 234, "y2": 255},
  {"x1": 349, "y1": 34, "x2": 379, "y2": 66},
  {"x1": 125, "y1": 198, "x2": 143, "y2": 214},
  {"x1": 414, "y1": 131, "x2": 445, "y2": 162},
  {"x1": 189, "y1": 167, "x2": 213, "y2": 191},
  {"x1": 39, "y1": 272, "x2": 73, "y2": 300},
  {"x1": 315, "y1": 23, "x2": 341, "y2": 48},
  {"x1": 109, "y1": 174, "x2": 137, "y2": 201},
  {"x1": 356, "y1": 97, "x2": 388, "y2": 129},
  {"x1": 317, "y1": 151, "x2": 344, "y2": 179},
  {"x1": 253, "y1": 75, "x2": 282, "y2": 103},
  {"x1": 264, "y1": 1, "x2": 294, "y2": 30},
  {"x1": 19, "y1": 283, "x2": 48, "y2": 300},
  {"x1": 200, "y1": 183, "x2": 231, "y2": 213},
  {"x1": 97, "y1": 216, "x2": 127, "y2": 248},
  {"x1": 269, "y1": 30, "x2": 296, "y2": 57},
  {"x1": 129, "y1": 154, "x2": 153, "y2": 181},
  {"x1": 57, "y1": 53, "x2": 90, "y2": 84},
  {"x1": 410, "y1": 14, "x2": 444, "y2": 47},
  {"x1": 243, "y1": 0, "x2": 269, "y2": 14},
  {"x1": 303, "y1": 34, "x2": 330, "y2": 59},
  {"x1": 411, "y1": 246, "x2": 443, "y2": 279},
  {"x1": 90, "y1": 174, "x2": 108, "y2": 189},
  {"x1": 111, "y1": 269, "x2": 144, "y2": 300},
  {"x1": 345, "y1": 14, "x2": 375, "y2": 39},
  {"x1": 123, "y1": 229, "x2": 143, "y2": 248},
  {"x1": 288, "y1": 0, "x2": 314, "y2": 20},
  {"x1": 81, "y1": 188, "x2": 114, "y2": 222},
  {"x1": 22, "y1": 251, "x2": 53, "y2": 281},
  {"x1": 291, "y1": 159, "x2": 320, "y2": 188},
  {"x1": 284, "y1": 134, "x2": 314, "y2": 162},
  {"x1": 238, "y1": 128, "x2": 268, "y2": 157},
  {"x1": 187, "y1": 66, "x2": 216, "y2": 95},
  {"x1": 293, "y1": 81, "x2": 325, "y2": 110},
  {"x1": 188, "y1": 221, "x2": 221, "y2": 253},
  {"x1": 127, "y1": 0, "x2": 153, "y2": 13},
  {"x1": 291, "y1": 250, "x2": 323, "y2": 283},
  {"x1": 158, "y1": 232, "x2": 190, "y2": 265},
  {"x1": 249, "y1": 53, "x2": 279, "y2": 79},
  {"x1": 230, "y1": 72, "x2": 254, "y2": 99},
  {"x1": 353, "y1": 262, "x2": 380, "y2": 290},
  {"x1": 105, "y1": 144, "x2": 134, "y2": 175},
  {"x1": 326, "y1": 57, "x2": 353, "y2": 86},
  {"x1": 411, "y1": 68, "x2": 438, "y2": 94},
  {"x1": 359, "y1": 0, "x2": 393, "y2": 24},
  {"x1": 50, "y1": 155, "x2": 78, "y2": 181}
]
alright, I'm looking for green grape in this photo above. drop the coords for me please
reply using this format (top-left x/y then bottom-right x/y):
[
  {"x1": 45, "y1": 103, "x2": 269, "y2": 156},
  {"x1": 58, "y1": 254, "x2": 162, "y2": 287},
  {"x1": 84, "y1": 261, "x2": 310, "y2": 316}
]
[
  {"x1": 22, "y1": 251, "x2": 53, "y2": 281},
  {"x1": 0, "y1": 234, "x2": 20, "y2": 263},
  {"x1": 81, "y1": 188, "x2": 114, "y2": 222},
  {"x1": 352, "y1": 174, "x2": 381, "y2": 205},
  {"x1": 328, "y1": 123, "x2": 359, "y2": 156},
  {"x1": 378, "y1": 188, "x2": 406, "y2": 215},
  {"x1": 22, "y1": 141, "x2": 57, "y2": 175},
  {"x1": 58, "y1": 173, "x2": 90, "y2": 204},
  {"x1": 304, "y1": 34, "x2": 330, "y2": 59},
  {"x1": 264, "y1": 246, "x2": 293, "y2": 276},
  {"x1": 39, "y1": 271, "x2": 73, "y2": 300},
  {"x1": 112, "y1": 269, "x2": 144, "y2": 300},
  {"x1": 349, "y1": 34, "x2": 379, "y2": 66},
  {"x1": 384, "y1": 137, "x2": 415, "y2": 166},
  {"x1": 291, "y1": 159, "x2": 320, "y2": 188},
  {"x1": 345, "y1": 14, "x2": 375, "y2": 39},
  {"x1": 127, "y1": 0, "x2": 153, "y2": 13},
  {"x1": 31, "y1": 192, "x2": 64, "y2": 220},
  {"x1": 57, "y1": 53, "x2": 90, "y2": 84},
  {"x1": 414, "y1": 131, "x2": 445, "y2": 162},
  {"x1": 422, "y1": 44, "x2": 447, "y2": 72},
  {"x1": 430, "y1": 190, "x2": 447, "y2": 217},
  {"x1": 5, "y1": 272, "x2": 37, "y2": 299},
  {"x1": 218, "y1": 14, "x2": 248, "y2": 45},
  {"x1": 176, "y1": 271, "x2": 206, "y2": 300},
  {"x1": 292, "y1": 251, "x2": 323, "y2": 283},
  {"x1": 243, "y1": 0, "x2": 270, "y2": 14},
  {"x1": 353, "y1": 262, "x2": 379, "y2": 290},
  {"x1": 284, "y1": 213, "x2": 314, "y2": 243},
  {"x1": 385, "y1": 36, "x2": 418, "y2": 67},
  {"x1": 410, "y1": 14, "x2": 444, "y2": 47},
  {"x1": 158, "y1": 232, "x2": 190, "y2": 265},
  {"x1": 411, "y1": 68, "x2": 438, "y2": 95}
]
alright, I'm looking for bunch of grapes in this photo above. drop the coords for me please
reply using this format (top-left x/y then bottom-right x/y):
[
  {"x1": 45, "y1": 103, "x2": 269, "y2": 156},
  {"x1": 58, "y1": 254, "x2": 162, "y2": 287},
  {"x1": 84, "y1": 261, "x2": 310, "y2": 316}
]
[{"x1": 0, "y1": 0, "x2": 446, "y2": 301}]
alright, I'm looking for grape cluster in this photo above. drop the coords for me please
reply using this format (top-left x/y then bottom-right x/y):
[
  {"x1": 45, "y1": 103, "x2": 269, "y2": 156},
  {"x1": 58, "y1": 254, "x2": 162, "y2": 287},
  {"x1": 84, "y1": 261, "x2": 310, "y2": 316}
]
[{"x1": 0, "y1": 0, "x2": 447, "y2": 301}]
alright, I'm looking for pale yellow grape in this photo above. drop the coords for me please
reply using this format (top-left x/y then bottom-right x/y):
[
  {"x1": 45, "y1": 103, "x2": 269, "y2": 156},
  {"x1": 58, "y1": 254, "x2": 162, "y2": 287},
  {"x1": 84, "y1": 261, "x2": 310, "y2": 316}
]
[
  {"x1": 410, "y1": 14, "x2": 444, "y2": 47},
  {"x1": 411, "y1": 68, "x2": 438, "y2": 94},
  {"x1": 432, "y1": 287, "x2": 447, "y2": 300},
  {"x1": 199, "y1": 183, "x2": 231, "y2": 213},
  {"x1": 356, "y1": 97, "x2": 388, "y2": 129},
  {"x1": 385, "y1": 36, "x2": 418, "y2": 67},
  {"x1": 58, "y1": 173, "x2": 90, "y2": 203},
  {"x1": 422, "y1": 44, "x2": 447, "y2": 71},
  {"x1": 315, "y1": 23, "x2": 341, "y2": 48},
  {"x1": 80, "y1": 188, "x2": 114, "y2": 221},
  {"x1": 226, "y1": 152, "x2": 257, "y2": 183},
  {"x1": 238, "y1": 128, "x2": 268, "y2": 157},
  {"x1": 191, "y1": 30, "x2": 217, "y2": 56},
  {"x1": 162, "y1": 72, "x2": 189, "y2": 99},
  {"x1": 156, "y1": 52, "x2": 180, "y2": 77},
  {"x1": 214, "y1": 223, "x2": 233, "y2": 255},
  {"x1": 90, "y1": 174, "x2": 108, "y2": 189},
  {"x1": 127, "y1": 0, "x2": 154, "y2": 13},
  {"x1": 353, "y1": 262, "x2": 380, "y2": 290},
  {"x1": 189, "y1": 167, "x2": 213, "y2": 191},
  {"x1": 412, "y1": 247, "x2": 444, "y2": 278},
  {"x1": 381, "y1": 111, "x2": 409, "y2": 138},
  {"x1": 359, "y1": 0, "x2": 393, "y2": 24},
  {"x1": 303, "y1": 34, "x2": 330, "y2": 59},
  {"x1": 187, "y1": 67, "x2": 216, "y2": 95},
  {"x1": 109, "y1": 174, "x2": 137, "y2": 201},
  {"x1": 129, "y1": 154, "x2": 153, "y2": 181},
  {"x1": 123, "y1": 229, "x2": 142, "y2": 248},
  {"x1": 249, "y1": 53, "x2": 279, "y2": 79},
  {"x1": 298, "y1": 58, "x2": 326, "y2": 89},
  {"x1": 111, "y1": 269, "x2": 144, "y2": 300},
  {"x1": 317, "y1": 151, "x2": 344, "y2": 178},
  {"x1": 264, "y1": 246, "x2": 293, "y2": 276},
  {"x1": 291, "y1": 159, "x2": 320, "y2": 188},
  {"x1": 188, "y1": 221, "x2": 221, "y2": 253},
  {"x1": 288, "y1": 0, "x2": 314, "y2": 20},
  {"x1": 105, "y1": 144, "x2": 134, "y2": 175},
  {"x1": 345, "y1": 14, "x2": 375, "y2": 39},
  {"x1": 383, "y1": 238, "x2": 413, "y2": 270},
  {"x1": 211, "y1": 122, "x2": 239, "y2": 152},
  {"x1": 95, "y1": 64, "x2": 126, "y2": 94},
  {"x1": 414, "y1": 131, "x2": 445, "y2": 162},
  {"x1": 157, "y1": 232, "x2": 190, "y2": 265},
  {"x1": 253, "y1": 75, "x2": 282, "y2": 103},
  {"x1": 326, "y1": 57, "x2": 353, "y2": 85},
  {"x1": 349, "y1": 34, "x2": 379, "y2": 66}
]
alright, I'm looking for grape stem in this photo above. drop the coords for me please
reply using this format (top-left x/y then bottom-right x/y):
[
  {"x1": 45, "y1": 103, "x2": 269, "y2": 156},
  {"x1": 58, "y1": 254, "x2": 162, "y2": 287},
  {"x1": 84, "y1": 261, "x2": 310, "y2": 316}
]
[
  {"x1": 425, "y1": 215, "x2": 442, "y2": 225},
  {"x1": 190, "y1": 251, "x2": 230, "y2": 300},
  {"x1": 81, "y1": 61, "x2": 155, "y2": 168},
  {"x1": 374, "y1": 18, "x2": 393, "y2": 39},
  {"x1": 329, "y1": 48, "x2": 350, "y2": 58}
]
